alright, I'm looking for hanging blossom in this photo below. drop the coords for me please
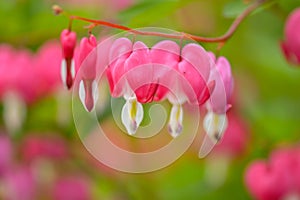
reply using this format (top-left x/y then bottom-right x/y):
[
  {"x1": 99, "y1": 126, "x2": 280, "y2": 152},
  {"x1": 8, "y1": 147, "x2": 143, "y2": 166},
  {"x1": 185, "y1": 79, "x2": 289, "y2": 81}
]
[
  {"x1": 203, "y1": 52, "x2": 234, "y2": 143},
  {"x1": 203, "y1": 111, "x2": 248, "y2": 188},
  {"x1": 78, "y1": 34, "x2": 98, "y2": 112},
  {"x1": 60, "y1": 29, "x2": 77, "y2": 89},
  {"x1": 0, "y1": 42, "x2": 62, "y2": 134},
  {"x1": 67, "y1": 31, "x2": 234, "y2": 139},
  {"x1": 245, "y1": 147, "x2": 300, "y2": 200},
  {"x1": 281, "y1": 8, "x2": 300, "y2": 66}
]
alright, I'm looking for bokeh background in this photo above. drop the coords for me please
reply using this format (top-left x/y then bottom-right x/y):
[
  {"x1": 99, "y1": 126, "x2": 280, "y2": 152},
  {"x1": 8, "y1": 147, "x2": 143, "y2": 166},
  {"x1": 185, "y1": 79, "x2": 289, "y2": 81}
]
[{"x1": 0, "y1": 0, "x2": 300, "y2": 199}]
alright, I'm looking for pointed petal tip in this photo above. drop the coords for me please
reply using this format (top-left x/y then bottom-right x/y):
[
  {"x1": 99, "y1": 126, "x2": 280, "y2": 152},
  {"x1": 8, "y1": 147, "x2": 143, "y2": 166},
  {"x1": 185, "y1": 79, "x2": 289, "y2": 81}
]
[
  {"x1": 126, "y1": 120, "x2": 138, "y2": 135},
  {"x1": 168, "y1": 124, "x2": 182, "y2": 138},
  {"x1": 84, "y1": 102, "x2": 94, "y2": 112},
  {"x1": 198, "y1": 135, "x2": 217, "y2": 159},
  {"x1": 78, "y1": 80, "x2": 98, "y2": 112},
  {"x1": 66, "y1": 82, "x2": 73, "y2": 90}
]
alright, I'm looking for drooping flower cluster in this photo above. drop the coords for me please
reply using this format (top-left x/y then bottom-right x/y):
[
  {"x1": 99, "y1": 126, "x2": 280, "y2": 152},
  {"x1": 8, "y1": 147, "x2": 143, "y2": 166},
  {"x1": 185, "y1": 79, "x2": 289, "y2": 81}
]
[
  {"x1": 61, "y1": 29, "x2": 234, "y2": 140},
  {"x1": 281, "y1": 8, "x2": 300, "y2": 66},
  {"x1": 245, "y1": 147, "x2": 300, "y2": 200},
  {"x1": 0, "y1": 41, "x2": 62, "y2": 104}
]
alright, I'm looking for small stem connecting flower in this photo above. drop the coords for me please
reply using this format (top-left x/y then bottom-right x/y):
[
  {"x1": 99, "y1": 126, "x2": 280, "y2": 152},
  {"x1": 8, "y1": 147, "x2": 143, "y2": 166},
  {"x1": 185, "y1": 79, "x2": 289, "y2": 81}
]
[{"x1": 53, "y1": 0, "x2": 270, "y2": 45}]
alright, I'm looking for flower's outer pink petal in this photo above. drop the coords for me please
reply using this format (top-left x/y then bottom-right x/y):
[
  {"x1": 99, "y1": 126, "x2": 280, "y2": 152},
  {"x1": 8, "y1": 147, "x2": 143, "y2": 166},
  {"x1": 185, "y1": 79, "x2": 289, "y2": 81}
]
[
  {"x1": 180, "y1": 43, "x2": 211, "y2": 82},
  {"x1": 77, "y1": 35, "x2": 99, "y2": 112},
  {"x1": 245, "y1": 161, "x2": 287, "y2": 200},
  {"x1": 78, "y1": 34, "x2": 97, "y2": 79},
  {"x1": 208, "y1": 52, "x2": 233, "y2": 114},
  {"x1": 178, "y1": 43, "x2": 211, "y2": 104},
  {"x1": 207, "y1": 51, "x2": 216, "y2": 65},
  {"x1": 60, "y1": 29, "x2": 77, "y2": 59},
  {"x1": 216, "y1": 57, "x2": 233, "y2": 102},
  {"x1": 151, "y1": 40, "x2": 180, "y2": 101},
  {"x1": 124, "y1": 41, "x2": 156, "y2": 103},
  {"x1": 282, "y1": 8, "x2": 300, "y2": 65},
  {"x1": 60, "y1": 29, "x2": 77, "y2": 89},
  {"x1": 280, "y1": 41, "x2": 299, "y2": 65},
  {"x1": 107, "y1": 37, "x2": 133, "y2": 97},
  {"x1": 285, "y1": 8, "x2": 300, "y2": 49}
]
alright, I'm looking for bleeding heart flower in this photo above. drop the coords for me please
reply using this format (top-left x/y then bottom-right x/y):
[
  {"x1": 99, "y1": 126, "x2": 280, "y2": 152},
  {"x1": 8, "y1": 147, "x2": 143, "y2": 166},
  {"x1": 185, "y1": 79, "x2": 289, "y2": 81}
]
[
  {"x1": 52, "y1": 176, "x2": 91, "y2": 200},
  {"x1": 21, "y1": 135, "x2": 68, "y2": 162},
  {"x1": 203, "y1": 52, "x2": 233, "y2": 144},
  {"x1": 106, "y1": 38, "x2": 214, "y2": 136},
  {"x1": 78, "y1": 34, "x2": 98, "y2": 112},
  {"x1": 245, "y1": 147, "x2": 300, "y2": 200},
  {"x1": 281, "y1": 8, "x2": 300, "y2": 66},
  {"x1": 3, "y1": 167, "x2": 37, "y2": 200},
  {"x1": 60, "y1": 29, "x2": 77, "y2": 89}
]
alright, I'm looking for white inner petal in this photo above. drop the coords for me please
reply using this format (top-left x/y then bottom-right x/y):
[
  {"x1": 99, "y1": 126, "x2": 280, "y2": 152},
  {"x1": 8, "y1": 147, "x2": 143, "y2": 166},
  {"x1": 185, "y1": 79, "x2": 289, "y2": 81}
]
[
  {"x1": 3, "y1": 92, "x2": 26, "y2": 135},
  {"x1": 60, "y1": 60, "x2": 67, "y2": 88},
  {"x1": 121, "y1": 96, "x2": 144, "y2": 135},
  {"x1": 203, "y1": 112, "x2": 228, "y2": 143},
  {"x1": 92, "y1": 80, "x2": 99, "y2": 106},
  {"x1": 79, "y1": 80, "x2": 86, "y2": 110},
  {"x1": 168, "y1": 104, "x2": 183, "y2": 138},
  {"x1": 71, "y1": 59, "x2": 76, "y2": 79}
]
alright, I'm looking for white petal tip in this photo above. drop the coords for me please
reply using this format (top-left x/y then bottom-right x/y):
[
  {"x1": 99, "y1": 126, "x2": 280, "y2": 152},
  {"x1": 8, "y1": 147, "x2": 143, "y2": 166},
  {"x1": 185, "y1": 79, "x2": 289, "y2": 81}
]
[
  {"x1": 79, "y1": 80, "x2": 98, "y2": 112},
  {"x1": 168, "y1": 124, "x2": 182, "y2": 138},
  {"x1": 198, "y1": 135, "x2": 217, "y2": 159},
  {"x1": 127, "y1": 121, "x2": 138, "y2": 135},
  {"x1": 203, "y1": 112, "x2": 227, "y2": 143},
  {"x1": 168, "y1": 104, "x2": 183, "y2": 138}
]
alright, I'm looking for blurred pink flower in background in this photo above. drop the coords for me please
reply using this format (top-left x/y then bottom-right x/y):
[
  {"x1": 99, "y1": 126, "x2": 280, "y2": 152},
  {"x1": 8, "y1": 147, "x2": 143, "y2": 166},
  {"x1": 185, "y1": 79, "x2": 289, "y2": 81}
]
[
  {"x1": 52, "y1": 176, "x2": 92, "y2": 200},
  {"x1": 281, "y1": 8, "x2": 300, "y2": 66},
  {"x1": 0, "y1": 41, "x2": 61, "y2": 104},
  {"x1": 2, "y1": 167, "x2": 37, "y2": 200},
  {"x1": 245, "y1": 147, "x2": 300, "y2": 200},
  {"x1": 0, "y1": 134, "x2": 13, "y2": 175},
  {"x1": 34, "y1": 41, "x2": 62, "y2": 98},
  {"x1": 214, "y1": 111, "x2": 248, "y2": 157},
  {"x1": 21, "y1": 135, "x2": 68, "y2": 162}
]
